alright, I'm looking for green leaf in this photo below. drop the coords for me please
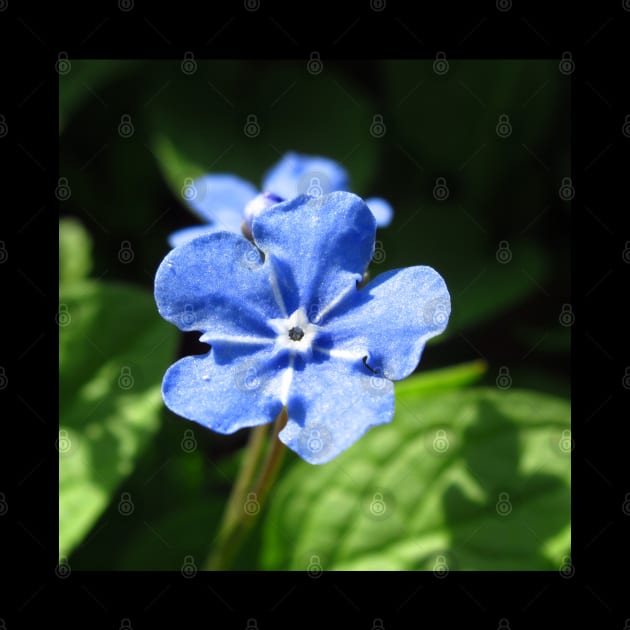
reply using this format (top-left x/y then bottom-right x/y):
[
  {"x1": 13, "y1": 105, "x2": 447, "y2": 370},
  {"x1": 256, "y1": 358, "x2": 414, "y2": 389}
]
[
  {"x1": 59, "y1": 280, "x2": 178, "y2": 559},
  {"x1": 114, "y1": 501, "x2": 224, "y2": 571},
  {"x1": 260, "y1": 381, "x2": 570, "y2": 570},
  {"x1": 445, "y1": 239, "x2": 548, "y2": 339},
  {"x1": 65, "y1": 406, "x2": 241, "y2": 570},
  {"x1": 108, "y1": 438, "x2": 227, "y2": 570},
  {"x1": 147, "y1": 61, "x2": 379, "y2": 205},
  {"x1": 59, "y1": 60, "x2": 142, "y2": 132},
  {"x1": 376, "y1": 206, "x2": 549, "y2": 340},
  {"x1": 508, "y1": 367, "x2": 570, "y2": 400},
  {"x1": 377, "y1": 60, "x2": 566, "y2": 335},
  {"x1": 59, "y1": 218, "x2": 93, "y2": 286},
  {"x1": 395, "y1": 359, "x2": 487, "y2": 396},
  {"x1": 514, "y1": 324, "x2": 570, "y2": 355},
  {"x1": 384, "y1": 59, "x2": 565, "y2": 206}
]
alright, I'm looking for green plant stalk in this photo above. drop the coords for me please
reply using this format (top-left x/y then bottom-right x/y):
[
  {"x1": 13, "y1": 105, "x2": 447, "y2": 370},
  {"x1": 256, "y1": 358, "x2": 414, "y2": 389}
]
[
  {"x1": 205, "y1": 409, "x2": 287, "y2": 570},
  {"x1": 204, "y1": 422, "x2": 268, "y2": 569}
]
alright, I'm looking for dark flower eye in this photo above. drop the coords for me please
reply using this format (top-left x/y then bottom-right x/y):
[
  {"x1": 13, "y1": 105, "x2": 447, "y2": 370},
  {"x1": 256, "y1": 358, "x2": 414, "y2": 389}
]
[{"x1": 288, "y1": 326, "x2": 304, "y2": 341}]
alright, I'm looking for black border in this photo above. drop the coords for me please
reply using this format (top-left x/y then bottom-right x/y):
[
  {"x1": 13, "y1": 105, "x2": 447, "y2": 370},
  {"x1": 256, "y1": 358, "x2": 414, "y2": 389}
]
[{"x1": 4, "y1": 6, "x2": 627, "y2": 626}]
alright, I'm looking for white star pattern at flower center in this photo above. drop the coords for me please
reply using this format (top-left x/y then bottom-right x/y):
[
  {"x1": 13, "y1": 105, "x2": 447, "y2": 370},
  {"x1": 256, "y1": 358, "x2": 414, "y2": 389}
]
[{"x1": 268, "y1": 307, "x2": 320, "y2": 355}]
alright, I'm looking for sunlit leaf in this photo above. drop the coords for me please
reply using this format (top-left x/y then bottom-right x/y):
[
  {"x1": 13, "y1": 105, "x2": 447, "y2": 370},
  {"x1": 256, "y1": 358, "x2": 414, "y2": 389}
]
[
  {"x1": 59, "y1": 218, "x2": 92, "y2": 286},
  {"x1": 260, "y1": 379, "x2": 570, "y2": 570},
  {"x1": 59, "y1": 280, "x2": 178, "y2": 558}
]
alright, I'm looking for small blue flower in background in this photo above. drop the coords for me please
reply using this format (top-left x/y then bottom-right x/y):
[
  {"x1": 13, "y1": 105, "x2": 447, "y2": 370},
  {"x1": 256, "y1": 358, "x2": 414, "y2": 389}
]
[
  {"x1": 169, "y1": 152, "x2": 394, "y2": 248},
  {"x1": 156, "y1": 192, "x2": 449, "y2": 464}
]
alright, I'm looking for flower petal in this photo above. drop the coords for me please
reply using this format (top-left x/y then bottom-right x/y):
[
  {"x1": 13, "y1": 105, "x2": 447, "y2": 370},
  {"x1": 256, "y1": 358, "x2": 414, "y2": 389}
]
[
  {"x1": 261, "y1": 152, "x2": 350, "y2": 200},
  {"x1": 242, "y1": 192, "x2": 284, "y2": 240},
  {"x1": 154, "y1": 232, "x2": 283, "y2": 346},
  {"x1": 163, "y1": 347, "x2": 286, "y2": 434},
  {"x1": 279, "y1": 355, "x2": 394, "y2": 464},
  {"x1": 168, "y1": 225, "x2": 223, "y2": 249},
  {"x1": 322, "y1": 266, "x2": 451, "y2": 381},
  {"x1": 187, "y1": 174, "x2": 257, "y2": 231},
  {"x1": 365, "y1": 197, "x2": 394, "y2": 228},
  {"x1": 252, "y1": 192, "x2": 376, "y2": 316}
]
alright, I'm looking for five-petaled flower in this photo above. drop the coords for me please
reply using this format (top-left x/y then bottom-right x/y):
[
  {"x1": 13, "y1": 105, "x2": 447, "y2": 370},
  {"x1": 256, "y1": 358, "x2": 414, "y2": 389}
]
[
  {"x1": 169, "y1": 151, "x2": 394, "y2": 248},
  {"x1": 155, "y1": 192, "x2": 449, "y2": 464}
]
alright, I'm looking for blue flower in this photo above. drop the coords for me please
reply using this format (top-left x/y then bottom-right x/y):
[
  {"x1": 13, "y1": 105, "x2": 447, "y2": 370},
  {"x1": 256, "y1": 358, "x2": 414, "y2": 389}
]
[
  {"x1": 169, "y1": 152, "x2": 393, "y2": 247},
  {"x1": 155, "y1": 192, "x2": 449, "y2": 464}
]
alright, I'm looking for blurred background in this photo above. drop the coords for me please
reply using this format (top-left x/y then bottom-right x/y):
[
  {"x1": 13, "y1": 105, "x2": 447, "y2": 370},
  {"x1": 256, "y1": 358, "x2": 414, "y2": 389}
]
[{"x1": 59, "y1": 59, "x2": 570, "y2": 570}]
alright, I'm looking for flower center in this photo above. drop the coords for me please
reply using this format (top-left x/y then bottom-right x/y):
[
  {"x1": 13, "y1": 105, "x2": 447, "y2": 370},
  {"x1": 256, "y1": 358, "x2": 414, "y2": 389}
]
[
  {"x1": 288, "y1": 326, "x2": 304, "y2": 341},
  {"x1": 268, "y1": 307, "x2": 320, "y2": 355}
]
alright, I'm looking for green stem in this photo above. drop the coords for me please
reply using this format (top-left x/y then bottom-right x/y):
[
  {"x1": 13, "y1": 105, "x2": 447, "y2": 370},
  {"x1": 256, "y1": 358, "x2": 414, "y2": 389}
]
[
  {"x1": 204, "y1": 422, "x2": 268, "y2": 570},
  {"x1": 205, "y1": 409, "x2": 287, "y2": 570},
  {"x1": 252, "y1": 408, "x2": 288, "y2": 505}
]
